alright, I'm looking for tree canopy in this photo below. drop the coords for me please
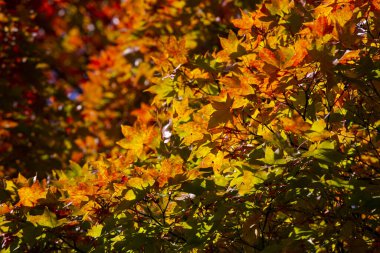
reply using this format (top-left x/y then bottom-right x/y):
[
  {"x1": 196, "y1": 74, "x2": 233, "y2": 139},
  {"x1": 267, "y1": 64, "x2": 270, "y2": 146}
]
[{"x1": 1, "y1": 0, "x2": 380, "y2": 252}]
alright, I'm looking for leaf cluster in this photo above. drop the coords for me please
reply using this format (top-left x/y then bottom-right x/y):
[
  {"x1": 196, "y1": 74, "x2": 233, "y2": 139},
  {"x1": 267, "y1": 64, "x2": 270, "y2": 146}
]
[{"x1": 1, "y1": 0, "x2": 380, "y2": 252}]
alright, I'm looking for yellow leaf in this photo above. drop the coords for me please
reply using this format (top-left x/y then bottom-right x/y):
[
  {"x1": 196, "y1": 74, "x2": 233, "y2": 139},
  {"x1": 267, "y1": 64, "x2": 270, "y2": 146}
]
[
  {"x1": 264, "y1": 146, "x2": 275, "y2": 164},
  {"x1": 173, "y1": 98, "x2": 193, "y2": 124},
  {"x1": 27, "y1": 207, "x2": 58, "y2": 228},
  {"x1": 117, "y1": 125, "x2": 159, "y2": 156},
  {"x1": 219, "y1": 31, "x2": 239, "y2": 54},
  {"x1": 266, "y1": 0, "x2": 292, "y2": 16},
  {"x1": 310, "y1": 120, "x2": 326, "y2": 132},
  {"x1": 281, "y1": 115, "x2": 311, "y2": 134},
  {"x1": 238, "y1": 170, "x2": 266, "y2": 195},
  {"x1": 177, "y1": 122, "x2": 204, "y2": 145},
  {"x1": 200, "y1": 151, "x2": 226, "y2": 175},
  {"x1": 333, "y1": 4, "x2": 353, "y2": 27},
  {"x1": 306, "y1": 120, "x2": 331, "y2": 142},
  {"x1": 238, "y1": 171, "x2": 255, "y2": 195},
  {"x1": 112, "y1": 183, "x2": 126, "y2": 198},
  {"x1": 87, "y1": 224, "x2": 104, "y2": 238},
  {"x1": 16, "y1": 173, "x2": 28, "y2": 186},
  {"x1": 127, "y1": 177, "x2": 146, "y2": 190},
  {"x1": 124, "y1": 190, "x2": 136, "y2": 201},
  {"x1": 214, "y1": 174, "x2": 229, "y2": 187}
]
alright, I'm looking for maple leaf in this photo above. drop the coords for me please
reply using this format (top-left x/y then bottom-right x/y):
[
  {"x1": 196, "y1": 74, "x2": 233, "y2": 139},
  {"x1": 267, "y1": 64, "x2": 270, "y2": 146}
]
[
  {"x1": 131, "y1": 103, "x2": 155, "y2": 125},
  {"x1": 124, "y1": 189, "x2": 136, "y2": 201},
  {"x1": 127, "y1": 175, "x2": 154, "y2": 190},
  {"x1": 282, "y1": 39, "x2": 309, "y2": 68},
  {"x1": 208, "y1": 94, "x2": 234, "y2": 129},
  {"x1": 117, "y1": 125, "x2": 159, "y2": 157},
  {"x1": 332, "y1": 3, "x2": 354, "y2": 27},
  {"x1": 0, "y1": 204, "x2": 11, "y2": 215},
  {"x1": 232, "y1": 11, "x2": 254, "y2": 32},
  {"x1": 17, "y1": 181, "x2": 47, "y2": 207},
  {"x1": 16, "y1": 173, "x2": 29, "y2": 186},
  {"x1": 218, "y1": 74, "x2": 255, "y2": 97},
  {"x1": 250, "y1": 5, "x2": 274, "y2": 32},
  {"x1": 112, "y1": 183, "x2": 127, "y2": 198},
  {"x1": 217, "y1": 31, "x2": 245, "y2": 61},
  {"x1": 146, "y1": 78, "x2": 177, "y2": 105},
  {"x1": 265, "y1": 0, "x2": 293, "y2": 16},
  {"x1": 259, "y1": 48, "x2": 280, "y2": 69},
  {"x1": 309, "y1": 16, "x2": 334, "y2": 37},
  {"x1": 177, "y1": 121, "x2": 205, "y2": 145},
  {"x1": 306, "y1": 120, "x2": 332, "y2": 142},
  {"x1": 281, "y1": 115, "x2": 311, "y2": 134},
  {"x1": 234, "y1": 170, "x2": 264, "y2": 195},
  {"x1": 172, "y1": 98, "x2": 193, "y2": 124},
  {"x1": 87, "y1": 224, "x2": 104, "y2": 238},
  {"x1": 27, "y1": 207, "x2": 58, "y2": 228},
  {"x1": 157, "y1": 157, "x2": 184, "y2": 187},
  {"x1": 199, "y1": 151, "x2": 227, "y2": 175},
  {"x1": 338, "y1": 50, "x2": 361, "y2": 65},
  {"x1": 64, "y1": 183, "x2": 91, "y2": 206},
  {"x1": 157, "y1": 36, "x2": 188, "y2": 68}
]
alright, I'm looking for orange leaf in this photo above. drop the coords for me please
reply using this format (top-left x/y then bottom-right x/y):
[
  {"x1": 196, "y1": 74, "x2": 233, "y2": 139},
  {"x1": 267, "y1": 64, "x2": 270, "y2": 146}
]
[
  {"x1": 0, "y1": 204, "x2": 11, "y2": 215},
  {"x1": 259, "y1": 48, "x2": 279, "y2": 68},
  {"x1": 157, "y1": 157, "x2": 184, "y2": 187},
  {"x1": 338, "y1": 50, "x2": 361, "y2": 64},
  {"x1": 282, "y1": 39, "x2": 309, "y2": 68},
  {"x1": 17, "y1": 181, "x2": 47, "y2": 207},
  {"x1": 312, "y1": 16, "x2": 333, "y2": 37},
  {"x1": 281, "y1": 115, "x2": 311, "y2": 134},
  {"x1": 131, "y1": 103, "x2": 154, "y2": 124},
  {"x1": 232, "y1": 11, "x2": 254, "y2": 31},
  {"x1": 372, "y1": 0, "x2": 380, "y2": 11}
]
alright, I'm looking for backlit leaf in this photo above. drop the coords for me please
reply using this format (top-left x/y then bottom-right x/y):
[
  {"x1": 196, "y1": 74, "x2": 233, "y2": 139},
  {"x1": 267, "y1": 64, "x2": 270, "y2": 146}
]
[
  {"x1": 87, "y1": 224, "x2": 104, "y2": 238},
  {"x1": 27, "y1": 207, "x2": 58, "y2": 228},
  {"x1": 17, "y1": 181, "x2": 46, "y2": 207}
]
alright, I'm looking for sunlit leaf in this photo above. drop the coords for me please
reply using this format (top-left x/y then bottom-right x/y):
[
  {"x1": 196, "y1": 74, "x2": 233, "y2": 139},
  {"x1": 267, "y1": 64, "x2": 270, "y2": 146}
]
[
  {"x1": 27, "y1": 207, "x2": 58, "y2": 228},
  {"x1": 87, "y1": 224, "x2": 104, "y2": 238},
  {"x1": 17, "y1": 181, "x2": 46, "y2": 207}
]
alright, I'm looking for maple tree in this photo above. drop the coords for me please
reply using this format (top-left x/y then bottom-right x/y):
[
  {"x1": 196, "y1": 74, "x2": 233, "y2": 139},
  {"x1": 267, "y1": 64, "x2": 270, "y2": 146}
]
[
  {"x1": 1, "y1": 0, "x2": 380, "y2": 252},
  {"x1": 0, "y1": 0, "x2": 256, "y2": 178}
]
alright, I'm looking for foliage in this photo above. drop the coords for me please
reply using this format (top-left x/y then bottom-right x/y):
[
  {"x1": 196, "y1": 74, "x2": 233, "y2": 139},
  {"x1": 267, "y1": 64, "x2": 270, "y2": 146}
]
[
  {"x1": 0, "y1": 0, "x2": 257, "y2": 178},
  {"x1": 1, "y1": 0, "x2": 380, "y2": 252},
  {"x1": 0, "y1": 0, "x2": 123, "y2": 177}
]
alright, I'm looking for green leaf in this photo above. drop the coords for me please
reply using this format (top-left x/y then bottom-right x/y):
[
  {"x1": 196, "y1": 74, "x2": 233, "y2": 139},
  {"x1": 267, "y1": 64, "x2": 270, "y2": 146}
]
[
  {"x1": 146, "y1": 78, "x2": 176, "y2": 104},
  {"x1": 264, "y1": 146, "x2": 275, "y2": 164},
  {"x1": 66, "y1": 160, "x2": 83, "y2": 178},
  {"x1": 302, "y1": 141, "x2": 344, "y2": 163},
  {"x1": 214, "y1": 174, "x2": 229, "y2": 187},
  {"x1": 27, "y1": 207, "x2": 58, "y2": 228}
]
